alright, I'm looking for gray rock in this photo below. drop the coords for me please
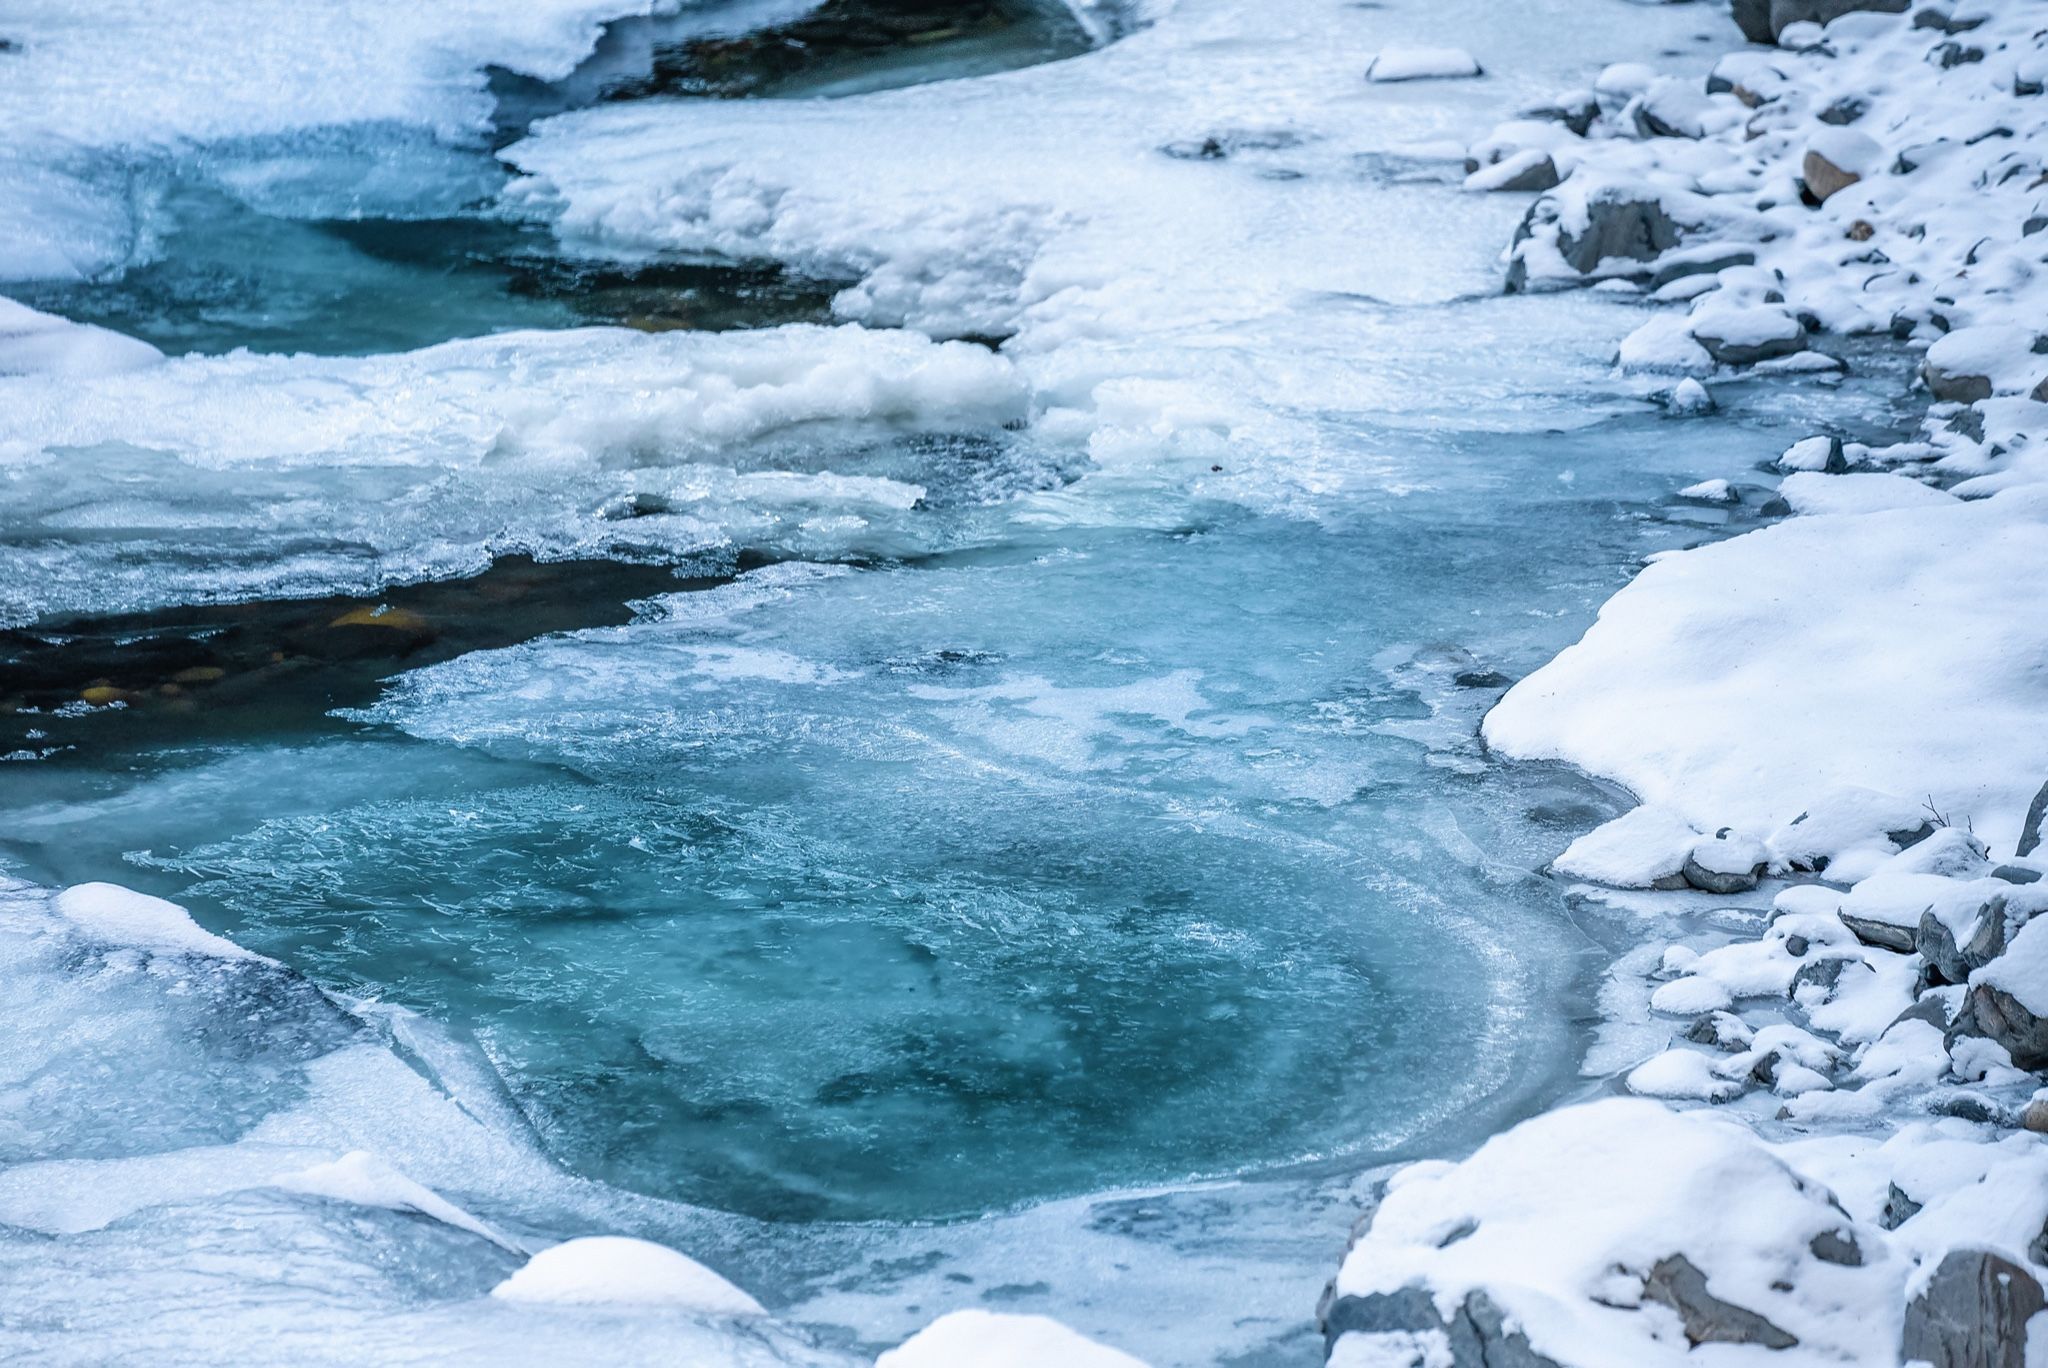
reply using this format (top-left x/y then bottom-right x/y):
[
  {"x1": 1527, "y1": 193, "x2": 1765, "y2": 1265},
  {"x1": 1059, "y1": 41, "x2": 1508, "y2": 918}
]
[
  {"x1": 1641, "y1": 1254, "x2": 1799, "y2": 1349},
  {"x1": 1649, "y1": 249, "x2": 1756, "y2": 289},
  {"x1": 1731, "y1": 0, "x2": 1775, "y2": 43},
  {"x1": 1992, "y1": 865, "x2": 2041, "y2": 885},
  {"x1": 1915, "y1": 896, "x2": 2007, "y2": 985},
  {"x1": 1489, "y1": 154, "x2": 1562, "y2": 193},
  {"x1": 1561, "y1": 193, "x2": 1683, "y2": 274},
  {"x1": 1693, "y1": 318, "x2": 1809, "y2": 368},
  {"x1": 1923, "y1": 358, "x2": 1995, "y2": 403},
  {"x1": 1900, "y1": 1249, "x2": 2043, "y2": 1368},
  {"x1": 1809, "y1": 1229, "x2": 1863, "y2": 1266},
  {"x1": 1912, "y1": 8, "x2": 1985, "y2": 33},
  {"x1": 1889, "y1": 993, "x2": 1953, "y2": 1033},
  {"x1": 1818, "y1": 96, "x2": 1869, "y2": 124},
  {"x1": 1769, "y1": 0, "x2": 1908, "y2": 37},
  {"x1": 1880, "y1": 1182, "x2": 1923, "y2": 1229},
  {"x1": 1522, "y1": 93, "x2": 1598, "y2": 137},
  {"x1": 1791, "y1": 957, "x2": 1850, "y2": 996},
  {"x1": 2017, "y1": 778, "x2": 2048, "y2": 857},
  {"x1": 1950, "y1": 983, "x2": 2048, "y2": 1071},
  {"x1": 1840, "y1": 912, "x2": 1917, "y2": 953},
  {"x1": 1930, "y1": 1093, "x2": 2013, "y2": 1126},
  {"x1": 1320, "y1": 1285, "x2": 1563, "y2": 1368}
]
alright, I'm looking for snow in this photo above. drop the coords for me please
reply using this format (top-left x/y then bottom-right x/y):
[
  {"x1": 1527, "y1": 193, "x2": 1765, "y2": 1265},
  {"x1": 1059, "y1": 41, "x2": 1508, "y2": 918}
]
[
  {"x1": 50, "y1": 882, "x2": 267, "y2": 962},
  {"x1": 0, "y1": 298, "x2": 163, "y2": 377},
  {"x1": 1977, "y1": 917, "x2": 2048, "y2": 1017},
  {"x1": 1486, "y1": 489, "x2": 2048, "y2": 854},
  {"x1": 277, "y1": 1151, "x2": 519, "y2": 1251},
  {"x1": 1551, "y1": 806, "x2": 1699, "y2": 889},
  {"x1": 878, "y1": 1311, "x2": 1152, "y2": 1368},
  {"x1": 0, "y1": 322, "x2": 1027, "y2": 626},
  {"x1": 1776, "y1": 472, "x2": 1956, "y2": 517},
  {"x1": 1367, "y1": 47, "x2": 1482, "y2": 83},
  {"x1": 491, "y1": 1236, "x2": 766, "y2": 1316},
  {"x1": 1332, "y1": 1098, "x2": 1900, "y2": 1367},
  {"x1": 1776, "y1": 435, "x2": 1843, "y2": 473},
  {"x1": 1804, "y1": 126, "x2": 1882, "y2": 176},
  {"x1": 1924, "y1": 325, "x2": 2048, "y2": 398}
]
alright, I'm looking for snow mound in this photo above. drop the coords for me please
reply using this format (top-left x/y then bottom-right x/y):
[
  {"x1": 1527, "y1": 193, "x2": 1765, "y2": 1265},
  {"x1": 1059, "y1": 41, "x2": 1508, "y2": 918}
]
[
  {"x1": 0, "y1": 298, "x2": 163, "y2": 377},
  {"x1": 51, "y1": 882, "x2": 267, "y2": 962},
  {"x1": 490, "y1": 1235, "x2": 766, "y2": 1315},
  {"x1": 1366, "y1": 46, "x2": 1482, "y2": 83},
  {"x1": 878, "y1": 1310, "x2": 1152, "y2": 1368}
]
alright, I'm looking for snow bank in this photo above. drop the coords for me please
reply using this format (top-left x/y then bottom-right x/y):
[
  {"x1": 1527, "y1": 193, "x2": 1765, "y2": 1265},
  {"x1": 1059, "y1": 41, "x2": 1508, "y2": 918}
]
[
  {"x1": 1329, "y1": 1098, "x2": 1899, "y2": 1366},
  {"x1": 0, "y1": 298, "x2": 162, "y2": 377},
  {"x1": 50, "y1": 882, "x2": 268, "y2": 963},
  {"x1": 491, "y1": 1236, "x2": 766, "y2": 1315},
  {"x1": 878, "y1": 1310, "x2": 1151, "y2": 1368},
  {"x1": 1486, "y1": 489, "x2": 2048, "y2": 853}
]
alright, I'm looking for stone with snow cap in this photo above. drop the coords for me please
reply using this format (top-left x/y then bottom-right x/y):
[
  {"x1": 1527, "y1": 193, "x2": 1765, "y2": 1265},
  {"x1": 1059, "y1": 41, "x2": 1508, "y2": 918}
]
[
  {"x1": 1802, "y1": 128, "x2": 1882, "y2": 203},
  {"x1": 1366, "y1": 46, "x2": 1481, "y2": 83},
  {"x1": 1683, "y1": 830, "x2": 1770, "y2": 893},
  {"x1": 1327, "y1": 1099, "x2": 1895, "y2": 1366}
]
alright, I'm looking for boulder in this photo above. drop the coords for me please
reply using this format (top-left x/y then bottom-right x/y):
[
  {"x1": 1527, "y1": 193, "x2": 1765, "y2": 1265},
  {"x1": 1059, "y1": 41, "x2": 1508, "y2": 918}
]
[
  {"x1": 1683, "y1": 831, "x2": 1770, "y2": 893},
  {"x1": 2020, "y1": 779, "x2": 2048, "y2": 857},
  {"x1": 1953, "y1": 983, "x2": 2048, "y2": 1071},
  {"x1": 1691, "y1": 308, "x2": 1808, "y2": 367},
  {"x1": 1560, "y1": 191, "x2": 1683, "y2": 275},
  {"x1": 1914, "y1": 895, "x2": 2007, "y2": 984},
  {"x1": 1777, "y1": 434, "x2": 1849, "y2": 473},
  {"x1": 1919, "y1": 324, "x2": 2047, "y2": 403},
  {"x1": 1899, "y1": 1249, "x2": 2043, "y2": 1368},
  {"x1": 1466, "y1": 150, "x2": 1560, "y2": 193},
  {"x1": 1770, "y1": 0, "x2": 1908, "y2": 37}
]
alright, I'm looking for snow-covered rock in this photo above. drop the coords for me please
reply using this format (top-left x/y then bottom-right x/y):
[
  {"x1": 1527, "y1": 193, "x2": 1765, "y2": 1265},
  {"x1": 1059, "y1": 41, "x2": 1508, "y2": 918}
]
[{"x1": 1366, "y1": 46, "x2": 1482, "y2": 83}]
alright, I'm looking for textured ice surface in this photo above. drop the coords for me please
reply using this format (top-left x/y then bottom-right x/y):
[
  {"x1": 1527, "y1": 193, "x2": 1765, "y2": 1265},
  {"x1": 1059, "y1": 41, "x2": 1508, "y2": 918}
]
[{"x1": 0, "y1": 323, "x2": 1029, "y2": 627}]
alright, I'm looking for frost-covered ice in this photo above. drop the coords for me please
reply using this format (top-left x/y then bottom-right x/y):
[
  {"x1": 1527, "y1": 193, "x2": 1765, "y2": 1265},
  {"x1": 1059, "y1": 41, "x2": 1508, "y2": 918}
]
[{"x1": 0, "y1": 322, "x2": 1026, "y2": 625}]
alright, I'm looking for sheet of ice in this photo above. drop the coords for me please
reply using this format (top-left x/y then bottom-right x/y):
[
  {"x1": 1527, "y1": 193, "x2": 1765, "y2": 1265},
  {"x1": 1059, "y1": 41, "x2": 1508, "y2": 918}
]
[
  {"x1": 0, "y1": 322, "x2": 1026, "y2": 625},
  {"x1": 1486, "y1": 488, "x2": 2048, "y2": 853}
]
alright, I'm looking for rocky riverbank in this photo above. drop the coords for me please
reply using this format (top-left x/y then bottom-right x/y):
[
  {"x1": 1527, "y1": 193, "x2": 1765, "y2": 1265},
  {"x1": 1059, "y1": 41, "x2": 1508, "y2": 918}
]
[{"x1": 1323, "y1": 4, "x2": 2048, "y2": 1365}]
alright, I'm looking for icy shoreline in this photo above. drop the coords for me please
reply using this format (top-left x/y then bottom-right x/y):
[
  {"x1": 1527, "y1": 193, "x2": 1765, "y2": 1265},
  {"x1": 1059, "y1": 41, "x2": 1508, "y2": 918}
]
[{"x1": 1328, "y1": 5, "x2": 2048, "y2": 1365}]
